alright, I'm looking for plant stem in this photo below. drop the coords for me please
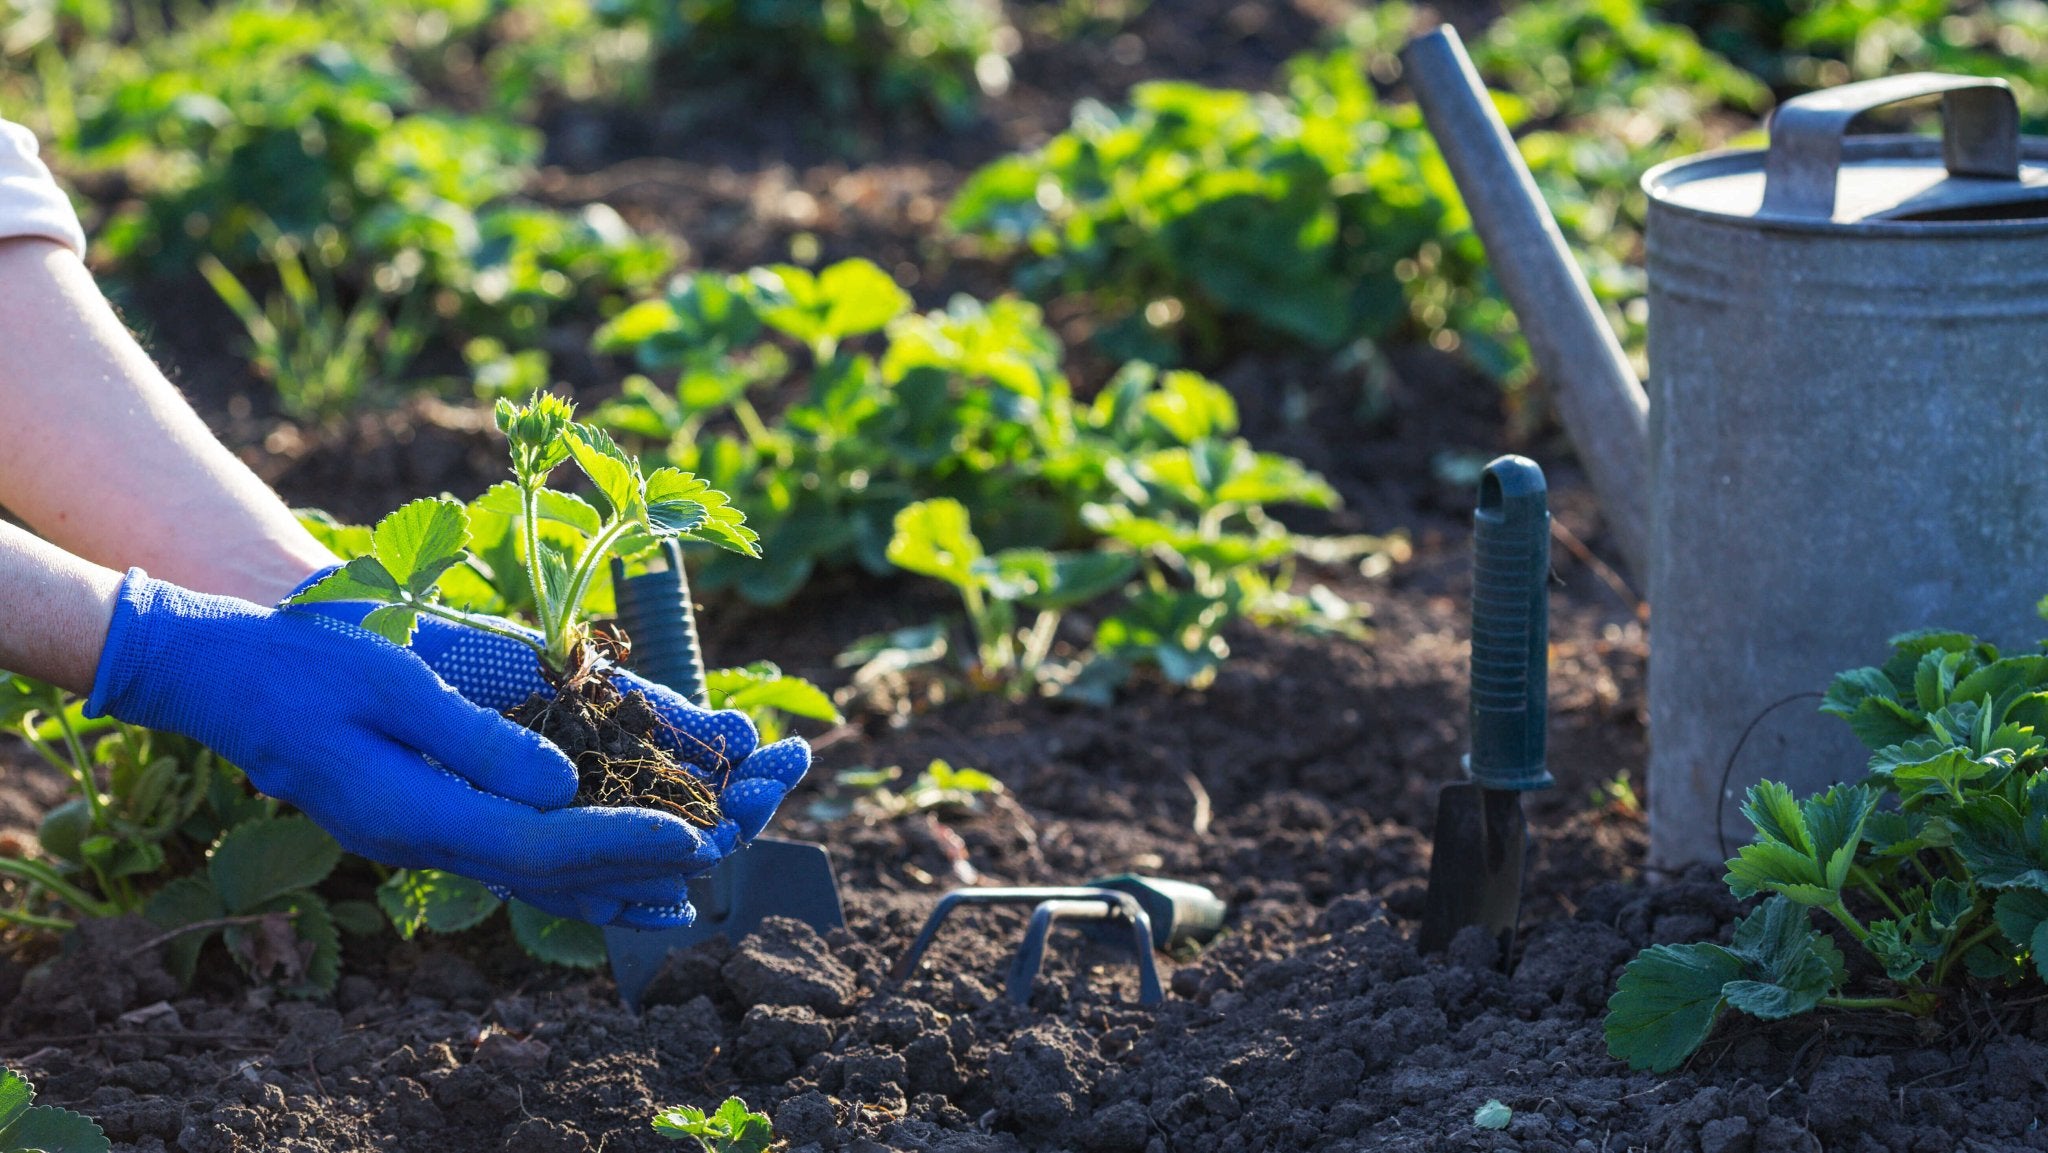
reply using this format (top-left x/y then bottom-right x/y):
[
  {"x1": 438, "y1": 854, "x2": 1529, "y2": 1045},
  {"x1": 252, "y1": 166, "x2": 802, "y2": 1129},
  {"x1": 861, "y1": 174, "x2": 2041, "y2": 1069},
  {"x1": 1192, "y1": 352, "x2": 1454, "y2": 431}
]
[
  {"x1": 44, "y1": 707, "x2": 107, "y2": 826},
  {"x1": 1851, "y1": 865, "x2": 1907, "y2": 921},
  {"x1": 1820, "y1": 993, "x2": 1936, "y2": 1015},
  {"x1": 0, "y1": 858, "x2": 116, "y2": 918},
  {"x1": 411, "y1": 601, "x2": 552, "y2": 660},
  {"x1": 519, "y1": 481, "x2": 559, "y2": 656},
  {"x1": 556, "y1": 519, "x2": 635, "y2": 661},
  {"x1": 1823, "y1": 899, "x2": 1870, "y2": 943},
  {"x1": 0, "y1": 904, "x2": 74, "y2": 932},
  {"x1": 1933, "y1": 922, "x2": 2005, "y2": 986}
]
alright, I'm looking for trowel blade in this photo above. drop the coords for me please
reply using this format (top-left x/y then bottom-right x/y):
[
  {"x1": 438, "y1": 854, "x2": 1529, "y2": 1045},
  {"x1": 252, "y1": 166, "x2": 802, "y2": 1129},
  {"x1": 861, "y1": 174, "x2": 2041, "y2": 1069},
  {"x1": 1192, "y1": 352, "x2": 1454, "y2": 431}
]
[
  {"x1": 1418, "y1": 782, "x2": 1527, "y2": 960},
  {"x1": 604, "y1": 836, "x2": 845, "y2": 1010}
]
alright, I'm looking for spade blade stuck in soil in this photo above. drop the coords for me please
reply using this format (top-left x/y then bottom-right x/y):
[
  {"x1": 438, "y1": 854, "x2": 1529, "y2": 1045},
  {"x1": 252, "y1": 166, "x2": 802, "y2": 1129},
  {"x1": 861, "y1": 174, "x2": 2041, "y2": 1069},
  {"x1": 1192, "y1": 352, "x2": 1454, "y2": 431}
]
[
  {"x1": 1420, "y1": 457, "x2": 1554, "y2": 960},
  {"x1": 602, "y1": 543, "x2": 845, "y2": 1010}
]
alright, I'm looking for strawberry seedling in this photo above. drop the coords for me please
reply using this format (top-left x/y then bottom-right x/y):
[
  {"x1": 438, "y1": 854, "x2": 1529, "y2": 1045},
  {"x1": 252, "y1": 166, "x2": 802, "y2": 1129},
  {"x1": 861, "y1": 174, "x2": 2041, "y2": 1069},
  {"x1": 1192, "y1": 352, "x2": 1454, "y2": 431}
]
[
  {"x1": 652, "y1": 1096, "x2": 773, "y2": 1153},
  {"x1": 288, "y1": 392, "x2": 760, "y2": 824}
]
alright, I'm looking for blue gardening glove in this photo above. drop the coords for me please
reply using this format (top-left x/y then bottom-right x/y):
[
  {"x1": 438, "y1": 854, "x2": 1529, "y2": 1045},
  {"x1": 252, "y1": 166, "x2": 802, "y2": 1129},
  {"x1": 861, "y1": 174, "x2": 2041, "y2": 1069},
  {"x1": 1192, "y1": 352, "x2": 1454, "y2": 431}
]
[
  {"x1": 285, "y1": 571, "x2": 811, "y2": 869},
  {"x1": 86, "y1": 571, "x2": 720, "y2": 927}
]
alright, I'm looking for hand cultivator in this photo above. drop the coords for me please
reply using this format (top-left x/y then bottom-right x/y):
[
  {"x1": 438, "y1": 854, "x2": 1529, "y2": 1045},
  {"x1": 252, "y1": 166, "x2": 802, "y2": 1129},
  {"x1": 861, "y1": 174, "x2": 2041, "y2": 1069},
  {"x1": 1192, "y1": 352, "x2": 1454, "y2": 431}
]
[{"x1": 892, "y1": 875, "x2": 1225, "y2": 1005}]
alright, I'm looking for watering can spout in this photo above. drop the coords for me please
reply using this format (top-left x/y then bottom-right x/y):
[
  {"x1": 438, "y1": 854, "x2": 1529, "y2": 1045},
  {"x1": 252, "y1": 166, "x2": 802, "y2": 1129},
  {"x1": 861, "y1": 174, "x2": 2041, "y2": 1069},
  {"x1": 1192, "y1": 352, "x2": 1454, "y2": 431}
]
[{"x1": 1399, "y1": 26, "x2": 1652, "y2": 583}]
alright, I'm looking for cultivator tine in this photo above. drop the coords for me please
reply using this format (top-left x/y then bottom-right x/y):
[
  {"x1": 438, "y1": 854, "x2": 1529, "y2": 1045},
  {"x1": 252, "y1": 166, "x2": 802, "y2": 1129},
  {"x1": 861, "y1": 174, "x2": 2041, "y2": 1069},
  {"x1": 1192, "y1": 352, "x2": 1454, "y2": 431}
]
[
  {"x1": 894, "y1": 877, "x2": 1221, "y2": 1006},
  {"x1": 1006, "y1": 897, "x2": 1161, "y2": 1006}
]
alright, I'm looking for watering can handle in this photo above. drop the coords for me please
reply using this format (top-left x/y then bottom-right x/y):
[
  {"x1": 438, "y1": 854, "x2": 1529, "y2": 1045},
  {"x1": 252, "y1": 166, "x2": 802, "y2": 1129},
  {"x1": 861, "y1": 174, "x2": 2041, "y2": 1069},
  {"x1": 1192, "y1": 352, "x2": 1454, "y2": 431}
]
[{"x1": 1762, "y1": 73, "x2": 2021, "y2": 219}]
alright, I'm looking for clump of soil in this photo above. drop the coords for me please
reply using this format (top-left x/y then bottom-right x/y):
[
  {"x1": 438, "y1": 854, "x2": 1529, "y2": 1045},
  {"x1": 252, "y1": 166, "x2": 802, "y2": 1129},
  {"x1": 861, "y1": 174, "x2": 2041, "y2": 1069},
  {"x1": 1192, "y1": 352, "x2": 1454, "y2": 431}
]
[{"x1": 504, "y1": 638, "x2": 726, "y2": 827}]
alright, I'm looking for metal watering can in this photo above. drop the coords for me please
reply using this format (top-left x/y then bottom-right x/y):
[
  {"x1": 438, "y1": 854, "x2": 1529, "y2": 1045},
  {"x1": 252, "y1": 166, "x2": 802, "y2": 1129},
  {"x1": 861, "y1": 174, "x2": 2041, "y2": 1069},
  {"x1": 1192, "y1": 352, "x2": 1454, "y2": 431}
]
[{"x1": 1404, "y1": 27, "x2": 2048, "y2": 868}]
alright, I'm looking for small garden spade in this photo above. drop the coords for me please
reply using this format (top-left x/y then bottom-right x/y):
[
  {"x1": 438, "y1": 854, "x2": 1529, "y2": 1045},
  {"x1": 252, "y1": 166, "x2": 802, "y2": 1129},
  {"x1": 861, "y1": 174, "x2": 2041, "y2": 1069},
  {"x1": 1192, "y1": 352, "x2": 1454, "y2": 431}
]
[
  {"x1": 603, "y1": 541, "x2": 846, "y2": 1010},
  {"x1": 1420, "y1": 456, "x2": 1552, "y2": 960}
]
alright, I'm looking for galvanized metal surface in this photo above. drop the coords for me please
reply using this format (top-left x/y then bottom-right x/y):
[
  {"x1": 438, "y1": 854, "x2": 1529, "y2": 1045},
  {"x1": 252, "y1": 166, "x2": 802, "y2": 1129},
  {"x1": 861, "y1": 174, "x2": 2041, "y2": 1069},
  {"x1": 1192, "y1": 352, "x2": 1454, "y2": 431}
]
[
  {"x1": 1645, "y1": 141, "x2": 2048, "y2": 867},
  {"x1": 1760, "y1": 73, "x2": 2020, "y2": 219},
  {"x1": 1401, "y1": 27, "x2": 1651, "y2": 582}
]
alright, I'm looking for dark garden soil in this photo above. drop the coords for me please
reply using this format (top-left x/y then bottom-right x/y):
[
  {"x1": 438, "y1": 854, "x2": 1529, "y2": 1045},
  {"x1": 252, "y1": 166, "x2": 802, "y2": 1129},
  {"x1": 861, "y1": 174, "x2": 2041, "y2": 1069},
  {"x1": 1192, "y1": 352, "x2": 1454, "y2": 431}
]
[{"x1": 7, "y1": 2, "x2": 2048, "y2": 1151}]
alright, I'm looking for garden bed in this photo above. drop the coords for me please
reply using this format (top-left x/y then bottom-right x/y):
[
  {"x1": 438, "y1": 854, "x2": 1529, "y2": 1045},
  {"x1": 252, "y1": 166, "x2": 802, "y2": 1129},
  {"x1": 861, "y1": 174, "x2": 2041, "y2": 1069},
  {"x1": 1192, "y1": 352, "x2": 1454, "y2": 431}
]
[{"x1": 8, "y1": 344, "x2": 2044, "y2": 1153}]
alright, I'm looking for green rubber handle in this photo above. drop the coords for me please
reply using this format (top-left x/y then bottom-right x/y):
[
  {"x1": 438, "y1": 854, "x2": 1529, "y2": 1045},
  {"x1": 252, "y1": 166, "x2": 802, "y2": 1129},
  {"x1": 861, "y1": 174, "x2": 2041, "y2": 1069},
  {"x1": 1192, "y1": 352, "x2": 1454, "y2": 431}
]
[
  {"x1": 609, "y1": 539, "x2": 710, "y2": 708},
  {"x1": 1086, "y1": 874, "x2": 1227, "y2": 951},
  {"x1": 1468, "y1": 456, "x2": 1552, "y2": 790}
]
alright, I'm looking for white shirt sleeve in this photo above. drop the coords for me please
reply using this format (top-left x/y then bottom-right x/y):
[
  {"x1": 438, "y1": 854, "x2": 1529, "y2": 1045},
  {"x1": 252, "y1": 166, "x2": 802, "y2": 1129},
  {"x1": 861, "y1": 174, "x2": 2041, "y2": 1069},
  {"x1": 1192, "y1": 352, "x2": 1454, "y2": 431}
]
[{"x1": 0, "y1": 118, "x2": 87, "y2": 257}]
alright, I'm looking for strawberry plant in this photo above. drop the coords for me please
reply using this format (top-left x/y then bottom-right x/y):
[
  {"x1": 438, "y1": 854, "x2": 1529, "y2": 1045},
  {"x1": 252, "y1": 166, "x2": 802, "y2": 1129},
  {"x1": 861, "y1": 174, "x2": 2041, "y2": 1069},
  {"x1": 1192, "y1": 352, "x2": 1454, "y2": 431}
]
[
  {"x1": 653, "y1": 1095, "x2": 773, "y2": 1153},
  {"x1": 289, "y1": 391, "x2": 759, "y2": 821},
  {"x1": 1605, "y1": 627, "x2": 2048, "y2": 1072},
  {"x1": 606, "y1": 0, "x2": 1015, "y2": 128},
  {"x1": 882, "y1": 497, "x2": 1134, "y2": 698},
  {"x1": 0, "y1": 1069, "x2": 109, "y2": 1153},
  {"x1": 144, "y1": 815, "x2": 351, "y2": 998}
]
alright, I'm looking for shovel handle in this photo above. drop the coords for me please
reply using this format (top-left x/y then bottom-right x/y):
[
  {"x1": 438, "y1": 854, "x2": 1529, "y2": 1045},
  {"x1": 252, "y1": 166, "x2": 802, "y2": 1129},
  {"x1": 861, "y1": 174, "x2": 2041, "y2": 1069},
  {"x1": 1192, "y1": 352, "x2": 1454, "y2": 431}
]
[
  {"x1": 610, "y1": 540, "x2": 710, "y2": 708},
  {"x1": 1469, "y1": 456, "x2": 1551, "y2": 790}
]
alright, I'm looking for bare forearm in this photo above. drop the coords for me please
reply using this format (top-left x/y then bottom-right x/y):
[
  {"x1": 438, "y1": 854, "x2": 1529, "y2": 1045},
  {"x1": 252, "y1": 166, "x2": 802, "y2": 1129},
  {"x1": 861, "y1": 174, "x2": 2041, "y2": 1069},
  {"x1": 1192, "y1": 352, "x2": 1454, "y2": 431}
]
[
  {"x1": 0, "y1": 520, "x2": 121, "y2": 693},
  {"x1": 0, "y1": 238, "x2": 337, "y2": 602}
]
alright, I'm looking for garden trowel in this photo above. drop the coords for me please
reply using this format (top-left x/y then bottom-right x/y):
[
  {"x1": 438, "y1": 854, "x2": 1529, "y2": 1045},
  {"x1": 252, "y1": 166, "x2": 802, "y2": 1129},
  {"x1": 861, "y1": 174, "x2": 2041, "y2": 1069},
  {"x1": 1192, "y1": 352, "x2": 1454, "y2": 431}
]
[
  {"x1": 1419, "y1": 456, "x2": 1553, "y2": 961},
  {"x1": 602, "y1": 540, "x2": 845, "y2": 1010}
]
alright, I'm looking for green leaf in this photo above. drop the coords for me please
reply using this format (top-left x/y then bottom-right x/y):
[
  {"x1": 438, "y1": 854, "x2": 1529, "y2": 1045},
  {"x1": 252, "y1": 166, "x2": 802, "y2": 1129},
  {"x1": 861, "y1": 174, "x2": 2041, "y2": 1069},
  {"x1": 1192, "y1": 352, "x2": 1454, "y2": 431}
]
[
  {"x1": 886, "y1": 498, "x2": 984, "y2": 591},
  {"x1": 144, "y1": 874, "x2": 226, "y2": 986},
  {"x1": 0, "y1": 1101, "x2": 109, "y2": 1153},
  {"x1": 1604, "y1": 941, "x2": 1743, "y2": 1073},
  {"x1": 474, "y1": 481, "x2": 603, "y2": 537},
  {"x1": 565, "y1": 423, "x2": 643, "y2": 522},
  {"x1": 706, "y1": 665, "x2": 843, "y2": 724},
  {"x1": 377, "y1": 869, "x2": 503, "y2": 940},
  {"x1": 1951, "y1": 790, "x2": 2048, "y2": 892},
  {"x1": 359, "y1": 604, "x2": 421, "y2": 646},
  {"x1": 284, "y1": 557, "x2": 401, "y2": 606},
  {"x1": 0, "y1": 1071, "x2": 31, "y2": 1133},
  {"x1": 815, "y1": 258, "x2": 912, "y2": 341},
  {"x1": 1994, "y1": 889, "x2": 2048, "y2": 978},
  {"x1": 1914, "y1": 647, "x2": 1966, "y2": 712},
  {"x1": 371, "y1": 498, "x2": 471, "y2": 592},
  {"x1": 651, "y1": 1105, "x2": 708, "y2": 1139},
  {"x1": 1719, "y1": 897, "x2": 1844, "y2": 1019},
  {"x1": 1473, "y1": 1100, "x2": 1512, "y2": 1130},
  {"x1": 989, "y1": 549, "x2": 1138, "y2": 611},
  {"x1": 208, "y1": 817, "x2": 343, "y2": 915},
  {"x1": 508, "y1": 900, "x2": 606, "y2": 969}
]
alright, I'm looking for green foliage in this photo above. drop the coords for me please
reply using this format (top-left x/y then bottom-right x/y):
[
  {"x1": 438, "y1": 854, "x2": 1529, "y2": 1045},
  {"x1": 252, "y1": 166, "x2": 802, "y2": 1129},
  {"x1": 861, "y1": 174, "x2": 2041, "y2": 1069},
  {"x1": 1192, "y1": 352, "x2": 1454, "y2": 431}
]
[
  {"x1": 812, "y1": 758, "x2": 1004, "y2": 822},
  {"x1": 1473, "y1": 1100, "x2": 1512, "y2": 1130},
  {"x1": 289, "y1": 391, "x2": 757, "y2": 669},
  {"x1": 0, "y1": 674, "x2": 271, "y2": 928},
  {"x1": 199, "y1": 222, "x2": 426, "y2": 421},
  {"x1": 145, "y1": 815, "x2": 345, "y2": 997},
  {"x1": 610, "y1": 0, "x2": 1015, "y2": 126},
  {"x1": 950, "y1": 64, "x2": 1448, "y2": 364},
  {"x1": 35, "y1": 0, "x2": 671, "y2": 416},
  {"x1": 882, "y1": 497, "x2": 1134, "y2": 697},
  {"x1": 0, "y1": 1069, "x2": 109, "y2": 1153},
  {"x1": 377, "y1": 868, "x2": 608, "y2": 968},
  {"x1": 952, "y1": 0, "x2": 1761, "y2": 386},
  {"x1": 1604, "y1": 624, "x2": 2048, "y2": 1071},
  {"x1": 595, "y1": 263, "x2": 1389, "y2": 696},
  {"x1": 705, "y1": 662, "x2": 843, "y2": 743},
  {"x1": 652, "y1": 1096, "x2": 774, "y2": 1152}
]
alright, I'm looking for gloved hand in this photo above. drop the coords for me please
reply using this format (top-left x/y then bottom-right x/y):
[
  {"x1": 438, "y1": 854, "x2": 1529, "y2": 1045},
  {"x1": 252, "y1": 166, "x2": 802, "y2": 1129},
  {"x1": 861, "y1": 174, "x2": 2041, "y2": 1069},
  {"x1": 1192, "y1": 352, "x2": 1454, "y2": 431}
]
[
  {"x1": 284, "y1": 569, "x2": 812, "y2": 894},
  {"x1": 86, "y1": 570, "x2": 719, "y2": 927}
]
